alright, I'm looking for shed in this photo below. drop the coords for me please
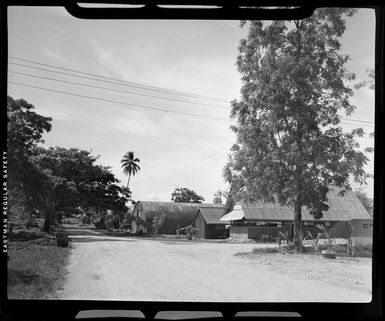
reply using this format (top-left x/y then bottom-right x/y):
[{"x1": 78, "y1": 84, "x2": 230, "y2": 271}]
[
  {"x1": 193, "y1": 206, "x2": 229, "y2": 239},
  {"x1": 220, "y1": 186, "x2": 372, "y2": 240},
  {"x1": 130, "y1": 201, "x2": 225, "y2": 235}
]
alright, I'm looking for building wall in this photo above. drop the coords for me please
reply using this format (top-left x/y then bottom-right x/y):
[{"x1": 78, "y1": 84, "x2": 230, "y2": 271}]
[
  {"x1": 245, "y1": 221, "x2": 351, "y2": 240},
  {"x1": 351, "y1": 219, "x2": 373, "y2": 246},
  {"x1": 131, "y1": 206, "x2": 194, "y2": 235},
  {"x1": 248, "y1": 226, "x2": 288, "y2": 240},
  {"x1": 195, "y1": 213, "x2": 229, "y2": 239},
  {"x1": 327, "y1": 221, "x2": 350, "y2": 238},
  {"x1": 230, "y1": 225, "x2": 248, "y2": 238},
  {"x1": 195, "y1": 213, "x2": 206, "y2": 238},
  {"x1": 205, "y1": 225, "x2": 229, "y2": 239}
]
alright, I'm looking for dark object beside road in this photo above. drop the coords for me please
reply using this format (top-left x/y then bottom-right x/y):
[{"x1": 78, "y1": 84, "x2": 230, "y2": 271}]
[{"x1": 55, "y1": 231, "x2": 69, "y2": 247}]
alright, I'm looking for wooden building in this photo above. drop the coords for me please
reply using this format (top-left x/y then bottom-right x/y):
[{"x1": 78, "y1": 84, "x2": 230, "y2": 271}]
[
  {"x1": 220, "y1": 186, "x2": 372, "y2": 240},
  {"x1": 130, "y1": 201, "x2": 226, "y2": 235},
  {"x1": 351, "y1": 219, "x2": 373, "y2": 246},
  {"x1": 193, "y1": 206, "x2": 229, "y2": 239}
]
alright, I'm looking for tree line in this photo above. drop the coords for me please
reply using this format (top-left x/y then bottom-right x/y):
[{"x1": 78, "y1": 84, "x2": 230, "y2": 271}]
[{"x1": 7, "y1": 95, "x2": 133, "y2": 231}]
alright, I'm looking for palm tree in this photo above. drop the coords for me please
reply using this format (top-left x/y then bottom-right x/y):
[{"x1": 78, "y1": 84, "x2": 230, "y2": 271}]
[{"x1": 121, "y1": 151, "x2": 141, "y2": 189}]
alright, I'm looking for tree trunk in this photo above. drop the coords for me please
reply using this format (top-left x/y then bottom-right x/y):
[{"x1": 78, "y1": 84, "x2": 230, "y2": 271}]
[
  {"x1": 43, "y1": 211, "x2": 52, "y2": 232},
  {"x1": 127, "y1": 173, "x2": 131, "y2": 189},
  {"x1": 26, "y1": 211, "x2": 33, "y2": 229},
  {"x1": 43, "y1": 201, "x2": 54, "y2": 232},
  {"x1": 293, "y1": 198, "x2": 302, "y2": 252},
  {"x1": 294, "y1": 123, "x2": 304, "y2": 252}
]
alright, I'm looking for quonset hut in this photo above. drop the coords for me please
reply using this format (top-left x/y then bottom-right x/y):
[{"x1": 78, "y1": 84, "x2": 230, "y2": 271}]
[{"x1": 130, "y1": 201, "x2": 228, "y2": 235}]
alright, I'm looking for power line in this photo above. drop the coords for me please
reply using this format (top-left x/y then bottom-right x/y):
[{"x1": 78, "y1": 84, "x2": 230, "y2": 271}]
[
  {"x1": 8, "y1": 80, "x2": 374, "y2": 132},
  {"x1": 8, "y1": 81, "x2": 374, "y2": 131},
  {"x1": 9, "y1": 81, "x2": 230, "y2": 121},
  {"x1": 339, "y1": 121, "x2": 374, "y2": 128},
  {"x1": 9, "y1": 62, "x2": 230, "y2": 107},
  {"x1": 340, "y1": 118, "x2": 374, "y2": 125},
  {"x1": 8, "y1": 59, "x2": 375, "y2": 126},
  {"x1": 8, "y1": 56, "x2": 230, "y2": 103},
  {"x1": 8, "y1": 70, "x2": 229, "y2": 110}
]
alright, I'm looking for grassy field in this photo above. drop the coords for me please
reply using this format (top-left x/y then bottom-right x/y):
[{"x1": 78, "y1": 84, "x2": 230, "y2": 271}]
[{"x1": 8, "y1": 240, "x2": 71, "y2": 299}]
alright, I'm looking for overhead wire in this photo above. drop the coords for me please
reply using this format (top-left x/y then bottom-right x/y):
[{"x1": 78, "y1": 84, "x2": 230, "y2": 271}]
[
  {"x1": 340, "y1": 118, "x2": 374, "y2": 125},
  {"x1": 9, "y1": 63, "x2": 374, "y2": 126},
  {"x1": 8, "y1": 58, "x2": 374, "y2": 130},
  {"x1": 8, "y1": 70, "x2": 229, "y2": 110},
  {"x1": 8, "y1": 56, "x2": 230, "y2": 103},
  {"x1": 8, "y1": 81, "x2": 230, "y2": 121},
  {"x1": 9, "y1": 80, "x2": 375, "y2": 135}
]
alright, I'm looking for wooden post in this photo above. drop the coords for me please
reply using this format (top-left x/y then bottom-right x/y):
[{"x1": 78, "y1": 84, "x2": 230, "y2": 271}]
[{"x1": 55, "y1": 231, "x2": 69, "y2": 247}]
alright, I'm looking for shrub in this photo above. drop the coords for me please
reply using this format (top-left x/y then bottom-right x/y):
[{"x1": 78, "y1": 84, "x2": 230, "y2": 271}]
[
  {"x1": 305, "y1": 230, "x2": 323, "y2": 253},
  {"x1": 315, "y1": 224, "x2": 335, "y2": 250},
  {"x1": 280, "y1": 244, "x2": 310, "y2": 254},
  {"x1": 252, "y1": 247, "x2": 279, "y2": 254},
  {"x1": 278, "y1": 231, "x2": 292, "y2": 246}
]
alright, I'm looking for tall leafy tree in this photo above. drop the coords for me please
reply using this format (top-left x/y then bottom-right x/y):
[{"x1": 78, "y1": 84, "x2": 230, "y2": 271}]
[
  {"x1": 224, "y1": 9, "x2": 369, "y2": 251},
  {"x1": 213, "y1": 189, "x2": 230, "y2": 204},
  {"x1": 121, "y1": 151, "x2": 141, "y2": 190},
  {"x1": 7, "y1": 96, "x2": 54, "y2": 230},
  {"x1": 34, "y1": 147, "x2": 131, "y2": 219},
  {"x1": 213, "y1": 190, "x2": 223, "y2": 204},
  {"x1": 171, "y1": 188, "x2": 205, "y2": 203}
]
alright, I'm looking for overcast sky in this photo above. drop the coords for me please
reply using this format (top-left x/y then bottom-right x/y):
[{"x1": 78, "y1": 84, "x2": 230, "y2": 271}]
[{"x1": 7, "y1": 7, "x2": 375, "y2": 201}]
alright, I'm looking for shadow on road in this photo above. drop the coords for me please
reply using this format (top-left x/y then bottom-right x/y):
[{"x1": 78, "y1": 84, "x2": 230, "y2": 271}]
[{"x1": 69, "y1": 236, "x2": 137, "y2": 243}]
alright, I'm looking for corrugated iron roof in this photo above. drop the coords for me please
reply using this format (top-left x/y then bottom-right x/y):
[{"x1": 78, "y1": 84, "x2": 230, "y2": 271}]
[
  {"x1": 133, "y1": 201, "x2": 225, "y2": 222},
  {"x1": 219, "y1": 205, "x2": 245, "y2": 221},
  {"x1": 196, "y1": 207, "x2": 228, "y2": 224},
  {"x1": 226, "y1": 187, "x2": 371, "y2": 222}
]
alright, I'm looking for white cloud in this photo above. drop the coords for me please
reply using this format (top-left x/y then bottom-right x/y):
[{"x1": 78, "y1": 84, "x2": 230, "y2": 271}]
[
  {"x1": 147, "y1": 194, "x2": 159, "y2": 201},
  {"x1": 108, "y1": 112, "x2": 163, "y2": 137},
  {"x1": 42, "y1": 49, "x2": 73, "y2": 65}
]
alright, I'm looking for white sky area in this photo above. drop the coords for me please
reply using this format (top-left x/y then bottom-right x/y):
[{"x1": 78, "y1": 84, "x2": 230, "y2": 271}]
[{"x1": 7, "y1": 7, "x2": 375, "y2": 201}]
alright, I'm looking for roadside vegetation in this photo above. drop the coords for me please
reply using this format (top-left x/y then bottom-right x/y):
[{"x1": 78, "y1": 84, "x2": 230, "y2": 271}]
[
  {"x1": 8, "y1": 244, "x2": 70, "y2": 299},
  {"x1": 8, "y1": 221, "x2": 70, "y2": 299},
  {"x1": 7, "y1": 95, "x2": 132, "y2": 234},
  {"x1": 7, "y1": 95, "x2": 138, "y2": 298}
]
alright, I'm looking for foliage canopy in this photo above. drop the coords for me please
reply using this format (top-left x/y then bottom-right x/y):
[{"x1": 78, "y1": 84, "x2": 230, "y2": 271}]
[
  {"x1": 171, "y1": 187, "x2": 205, "y2": 203},
  {"x1": 121, "y1": 151, "x2": 141, "y2": 190},
  {"x1": 224, "y1": 9, "x2": 369, "y2": 249},
  {"x1": 7, "y1": 96, "x2": 130, "y2": 230}
]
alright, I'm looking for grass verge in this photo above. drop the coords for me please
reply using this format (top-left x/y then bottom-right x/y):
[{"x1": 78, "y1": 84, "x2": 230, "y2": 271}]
[{"x1": 7, "y1": 240, "x2": 70, "y2": 299}]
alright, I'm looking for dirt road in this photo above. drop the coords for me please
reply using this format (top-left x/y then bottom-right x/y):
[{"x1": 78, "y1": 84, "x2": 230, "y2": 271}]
[{"x1": 58, "y1": 230, "x2": 372, "y2": 302}]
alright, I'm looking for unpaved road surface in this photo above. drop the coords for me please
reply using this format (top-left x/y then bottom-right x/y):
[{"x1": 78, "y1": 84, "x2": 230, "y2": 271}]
[{"x1": 58, "y1": 230, "x2": 372, "y2": 302}]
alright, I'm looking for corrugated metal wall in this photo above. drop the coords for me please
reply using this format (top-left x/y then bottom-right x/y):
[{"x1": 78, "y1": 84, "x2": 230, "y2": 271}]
[
  {"x1": 247, "y1": 222, "x2": 351, "y2": 241},
  {"x1": 205, "y1": 225, "x2": 229, "y2": 239},
  {"x1": 131, "y1": 201, "x2": 197, "y2": 235},
  {"x1": 230, "y1": 225, "x2": 248, "y2": 238}
]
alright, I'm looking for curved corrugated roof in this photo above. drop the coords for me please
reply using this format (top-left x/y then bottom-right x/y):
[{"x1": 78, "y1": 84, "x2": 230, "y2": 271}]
[
  {"x1": 132, "y1": 201, "x2": 225, "y2": 234},
  {"x1": 134, "y1": 201, "x2": 224, "y2": 221}
]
